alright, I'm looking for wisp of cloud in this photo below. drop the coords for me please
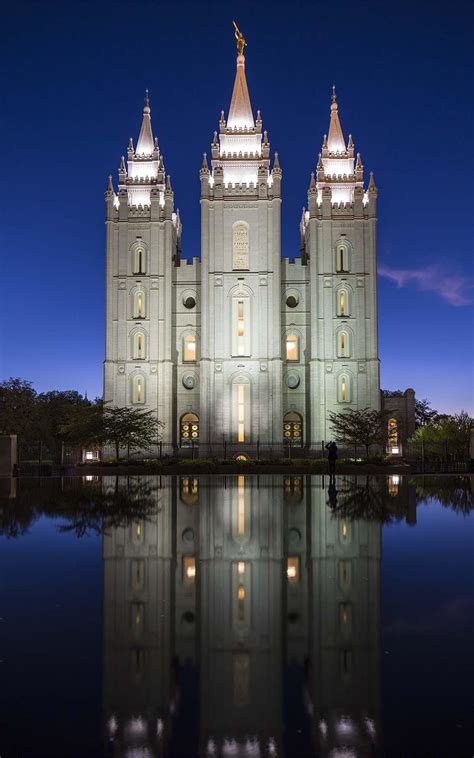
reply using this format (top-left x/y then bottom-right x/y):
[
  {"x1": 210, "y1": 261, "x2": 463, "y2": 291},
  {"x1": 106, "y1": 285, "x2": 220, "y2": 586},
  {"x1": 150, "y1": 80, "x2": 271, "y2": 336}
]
[{"x1": 379, "y1": 263, "x2": 473, "y2": 306}]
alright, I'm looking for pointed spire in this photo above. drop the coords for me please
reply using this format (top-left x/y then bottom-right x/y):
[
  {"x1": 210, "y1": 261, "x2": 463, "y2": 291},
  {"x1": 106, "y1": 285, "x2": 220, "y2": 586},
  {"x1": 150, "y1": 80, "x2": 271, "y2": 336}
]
[
  {"x1": 309, "y1": 171, "x2": 316, "y2": 190},
  {"x1": 227, "y1": 38, "x2": 254, "y2": 129},
  {"x1": 136, "y1": 90, "x2": 154, "y2": 155},
  {"x1": 119, "y1": 155, "x2": 126, "y2": 171},
  {"x1": 368, "y1": 171, "x2": 377, "y2": 191},
  {"x1": 356, "y1": 152, "x2": 363, "y2": 169},
  {"x1": 106, "y1": 175, "x2": 114, "y2": 193},
  {"x1": 348, "y1": 134, "x2": 354, "y2": 148},
  {"x1": 327, "y1": 85, "x2": 346, "y2": 152},
  {"x1": 165, "y1": 174, "x2": 172, "y2": 192},
  {"x1": 201, "y1": 152, "x2": 209, "y2": 170},
  {"x1": 273, "y1": 151, "x2": 281, "y2": 171}
]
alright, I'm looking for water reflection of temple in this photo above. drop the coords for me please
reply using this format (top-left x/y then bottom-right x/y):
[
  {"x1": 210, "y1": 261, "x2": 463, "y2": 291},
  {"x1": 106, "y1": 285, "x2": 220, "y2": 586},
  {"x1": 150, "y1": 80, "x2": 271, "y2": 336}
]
[{"x1": 102, "y1": 475, "x2": 383, "y2": 757}]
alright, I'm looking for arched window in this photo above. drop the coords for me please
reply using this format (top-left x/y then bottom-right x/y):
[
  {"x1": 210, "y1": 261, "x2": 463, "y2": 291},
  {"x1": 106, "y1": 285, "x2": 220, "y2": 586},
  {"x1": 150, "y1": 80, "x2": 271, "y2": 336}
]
[
  {"x1": 232, "y1": 296, "x2": 250, "y2": 356},
  {"x1": 132, "y1": 375, "x2": 145, "y2": 404},
  {"x1": 183, "y1": 335, "x2": 197, "y2": 362},
  {"x1": 338, "y1": 374, "x2": 351, "y2": 403},
  {"x1": 286, "y1": 334, "x2": 299, "y2": 362},
  {"x1": 133, "y1": 246, "x2": 146, "y2": 275},
  {"x1": 283, "y1": 476, "x2": 304, "y2": 503},
  {"x1": 133, "y1": 291, "x2": 145, "y2": 319},
  {"x1": 232, "y1": 376, "x2": 251, "y2": 443},
  {"x1": 180, "y1": 412, "x2": 199, "y2": 445},
  {"x1": 336, "y1": 242, "x2": 350, "y2": 273},
  {"x1": 233, "y1": 222, "x2": 249, "y2": 270},
  {"x1": 337, "y1": 330, "x2": 350, "y2": 358},
  {"x1": 337, "y1": 288, "x2": 349, "y2": 316},
  {"x1": 133, "y1": 332, "x2": 146, "y2": 360},
  {"x1": 283, "y1": 412, "x2": 303, "y2": 445},
  {"x1": 388, "y1": 418, "x2": 399, "y2": 454}
]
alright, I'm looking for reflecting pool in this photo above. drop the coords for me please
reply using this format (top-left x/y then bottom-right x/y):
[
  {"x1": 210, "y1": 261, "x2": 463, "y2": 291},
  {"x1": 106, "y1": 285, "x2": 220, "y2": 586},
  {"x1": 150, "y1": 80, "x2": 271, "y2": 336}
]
[{"x1": 0, "y1": 475, "x2": 473, "y2": 757}]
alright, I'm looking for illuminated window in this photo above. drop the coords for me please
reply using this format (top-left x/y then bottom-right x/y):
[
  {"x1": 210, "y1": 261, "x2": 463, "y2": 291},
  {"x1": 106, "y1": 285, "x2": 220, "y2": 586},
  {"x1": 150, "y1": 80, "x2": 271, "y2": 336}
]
[
  {"x1": 180, "y1": 476, "x2": 199, "y2": 504},
  {"x1": 388, "y1": 474, "x2": 400, "y2": 496},
  {"x1": 183, "y1": 335, "x2": 196, "y2": 362},
  {"x1": 238, "y1": 384, "x2": 245, "y2": 441},
  {"x1": 337, "y1": 330, "x2": 350, "y2": 358},
  {"x1": 134, "y1": 291, "x2": 145, "y2": 319},
  {"x1": 131, "y1": 602, "x2": 144, "y2": 634},
  {"x1": 238, "y1": 561, "x2": 246, "y2": 575},
  {"x1": 133, "y1": 332, "x2": 145, "y2": 359},
  {"x1": 388, "y1": 418, "x2": 399, "y2": 454},
  {"x1": 340, "y1": 603, "x2": 352, "y2": 631},
  {"x1": 286, "y1": 334, "x2": 299, "y2": 362},
  {"x1": 283, "y1": 412, "x2": 303, "y2": 444},
  {"x1": 338, "y1": 374, "x2": 351, "y2": 403},
  {"x1": 341, "y1": 519, "x2": 349, "y2": 542},
  {"x1": 132, "y1": 375, "x2": 145, "y2": 404},
  {"x1": 180, "y1": 412, "x2": 199, "y2": 445},
  {"x1": 233, "y1": 221, "x2": 249, "y2": 270},
  {"x1": 238, "y1": 583, "x2": 245, "y2": 619},
  {"x1": 337, "y1": 289, "x2": 349, "y2": 316},
  {"x1": 184, "y1": 556, "x2": 196, "y2": 583},
  {"x1": 287, "y1": 557, "x2": 299, "y2": 584},
  {"x1": 283, "y1": 476, "x2": 303, "y2": 503},
  {"x1": 237, "y1": 300, "x2": 245, "y2": 355},
  {"x1": 232, "y1": 297, "x2": 250, "y2": 356}
]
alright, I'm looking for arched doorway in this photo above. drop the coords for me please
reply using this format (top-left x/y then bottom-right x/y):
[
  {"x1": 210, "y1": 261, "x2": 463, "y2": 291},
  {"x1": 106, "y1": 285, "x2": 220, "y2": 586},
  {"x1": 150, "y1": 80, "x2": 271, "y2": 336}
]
[
  {"x1": 283, "y1": 412, "x2": 303, "y2": 446},
  {"x1": 180, "y1": 412, "x2": 199, "y2": 446}
]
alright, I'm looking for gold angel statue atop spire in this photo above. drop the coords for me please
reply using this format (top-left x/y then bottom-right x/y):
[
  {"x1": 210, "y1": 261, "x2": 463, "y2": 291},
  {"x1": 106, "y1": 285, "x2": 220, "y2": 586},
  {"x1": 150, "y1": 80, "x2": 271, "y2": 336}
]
[{"x1": 233, "y1": 20, "x2": 247, "y2": 55}]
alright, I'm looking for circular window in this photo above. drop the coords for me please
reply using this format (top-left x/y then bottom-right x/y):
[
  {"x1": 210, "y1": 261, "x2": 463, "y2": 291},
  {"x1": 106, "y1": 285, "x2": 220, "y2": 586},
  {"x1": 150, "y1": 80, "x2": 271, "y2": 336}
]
[
  {"x1": 182, "y1": 375, "x2": 196, "y2": 390},
  {"x1": 184, "y1": 296, "x2": 196, "y2": 309},
  {"x1": 288, "y1": 527, "x2": 301, "y2": 546},
  {"x1": 287, "y1": 611, "x2": 300, "y2": 624},
  {"x1": 182, "y1": 611, "x2": 195, "y2": 624},
  {"x1": 287, "y1": 373, "x2": 300, "y2": 389},
  {"x1": 182, "y1": 528, "x2": 194, "y2": 543},
  {"x1": 286, "y1": 294, "x2": 299, "y2": 308}
]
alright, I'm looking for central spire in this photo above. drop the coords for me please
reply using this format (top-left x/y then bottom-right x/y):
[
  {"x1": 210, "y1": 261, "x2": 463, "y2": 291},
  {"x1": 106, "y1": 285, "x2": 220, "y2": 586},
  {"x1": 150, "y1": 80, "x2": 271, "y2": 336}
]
[
  {"x1": 136, "y1": 89, "x2": 155, "y2": 155},
  {"x1": 327, "y1": 85, "x2": 346, "y2": 153},
  {"x1": 227, "y1": 22, "x2": 254, "y2": 129}
]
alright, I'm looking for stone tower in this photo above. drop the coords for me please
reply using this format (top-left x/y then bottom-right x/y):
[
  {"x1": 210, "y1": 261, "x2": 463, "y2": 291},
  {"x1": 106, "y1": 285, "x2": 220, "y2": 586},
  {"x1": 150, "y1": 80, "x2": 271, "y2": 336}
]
[
  {"x1": 198, "y1": 45, "x2": 284, "y2": 450},
  {"x1": 103, "y1": 93, "x2": 182, "y2": 447},
  {"x1": 301, "y1": 87, "x2": 380, "y2": 442}
]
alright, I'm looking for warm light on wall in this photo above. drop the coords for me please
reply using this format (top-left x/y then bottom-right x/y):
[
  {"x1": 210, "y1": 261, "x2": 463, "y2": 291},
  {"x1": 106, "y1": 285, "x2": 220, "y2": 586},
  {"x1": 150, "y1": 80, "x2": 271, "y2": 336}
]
[{"x1": 238, "y1": 561, "x2": 246, "y2": 575}]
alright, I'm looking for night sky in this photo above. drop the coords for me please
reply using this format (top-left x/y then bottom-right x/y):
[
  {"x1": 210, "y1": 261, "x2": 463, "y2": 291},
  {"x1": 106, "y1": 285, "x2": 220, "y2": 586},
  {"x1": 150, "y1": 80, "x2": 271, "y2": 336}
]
[{"x1": 1, "y1": 0, "x2": 473, "y2": 414}]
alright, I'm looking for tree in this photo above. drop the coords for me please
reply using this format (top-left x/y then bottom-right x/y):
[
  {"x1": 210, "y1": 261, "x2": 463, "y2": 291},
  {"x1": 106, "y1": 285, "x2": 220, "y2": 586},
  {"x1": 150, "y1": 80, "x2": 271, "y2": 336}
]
[
  {"x1": 0, "y1": 378, "x2": 38, "y2": 446},
  {"x1": 37, "y1": 390, "x2": 92, "y2": 461},
  {"x1": 329, "y1": 407, "x2": 390, "y2": 460},
  {"x1": 59, "y1": 400, "x2": 105, "y2": 450},
  {"x1": 409, "y1": 411, "x2": 472, "y2": 460},
  {"x1": 102, "y1": 406, "x2": 164, "y2": 461},
  {"x1": 415, "y1": 398, "x2": 438, "y2": 428}
]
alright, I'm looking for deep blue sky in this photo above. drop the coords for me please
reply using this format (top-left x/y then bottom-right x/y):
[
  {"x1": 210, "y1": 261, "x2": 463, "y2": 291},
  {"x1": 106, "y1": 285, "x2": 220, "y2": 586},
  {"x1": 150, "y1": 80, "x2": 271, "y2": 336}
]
[{"x1": 1, "y1": 0, "x2": 473, "y2": 413}]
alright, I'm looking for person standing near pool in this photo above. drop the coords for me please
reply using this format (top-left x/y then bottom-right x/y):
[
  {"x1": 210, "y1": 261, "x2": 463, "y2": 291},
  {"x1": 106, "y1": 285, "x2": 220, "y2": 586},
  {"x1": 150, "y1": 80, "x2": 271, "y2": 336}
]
[{"x1": 325, "y1": 441, "x2": 338, "y2": 479}]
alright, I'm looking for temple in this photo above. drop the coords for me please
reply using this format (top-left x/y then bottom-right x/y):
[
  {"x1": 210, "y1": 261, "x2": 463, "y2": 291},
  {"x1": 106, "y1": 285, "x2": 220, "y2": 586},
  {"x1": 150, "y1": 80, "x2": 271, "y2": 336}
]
[{"x1": 103, "y1": 32, "x2": 380, "y2": 454}]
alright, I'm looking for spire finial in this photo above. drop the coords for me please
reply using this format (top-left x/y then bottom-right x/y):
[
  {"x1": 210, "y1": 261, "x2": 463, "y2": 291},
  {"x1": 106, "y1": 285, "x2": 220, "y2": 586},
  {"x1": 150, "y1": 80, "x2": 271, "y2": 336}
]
[
  {"x1": 233, "y1": 20, "x2": 247, "y2": 56},
  {"x1": 107, "y1": 175, "x2": 114, "y2": 193},
  {"x1": 332, "y1": 84, "x2": 337, "y2": 103},
  {"x1": 273, "y1": 151, "x2": 281, "y2": 170},
  {"x1": 201, "y1": 152, "x2": 209, "y2": 170}
]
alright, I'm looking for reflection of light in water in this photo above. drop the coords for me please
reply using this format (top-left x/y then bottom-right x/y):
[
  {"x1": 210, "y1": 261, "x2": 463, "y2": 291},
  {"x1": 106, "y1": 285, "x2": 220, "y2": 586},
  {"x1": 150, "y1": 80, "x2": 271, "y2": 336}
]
[
  {"x1": 336, "y1": 716, "x2": 354, "y2": 735},
  {"x1": 328, "y1": 750, "x2": 357, "y2": 758},
  {"x1": 108, "y1": 715, "x2": 118, "y2": 735},
  {"x1": 268, "y1": 737, "x2": 277, "y2": 755},
  {"x1": 319, "y1": 719, "x2": 328, "y2": 737},
  {"x1": 222, "y1": 738, "x2": 260, "y2": 756},
  {"x1": 156, "y1": 718, "x2": 164, "y2": 736},
  {"x1": 207, "y1": 738, "x2": 217, "y2": 755},
  {"x1": 125, "y1": 749, "x2": 153, "y2": 758},
  {"x1": 127, "y1": 716, "x2": 147, "y2": 736},
  {"x1": 364, "y1": 716, "x2": 376, "y2": 738}
]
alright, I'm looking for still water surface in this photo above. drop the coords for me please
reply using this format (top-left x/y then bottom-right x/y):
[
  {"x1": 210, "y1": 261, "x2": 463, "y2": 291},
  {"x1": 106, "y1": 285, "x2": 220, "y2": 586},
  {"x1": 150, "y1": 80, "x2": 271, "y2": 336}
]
[{"x1": 0, "y1": 475, "x2": 473, "y2": 758}]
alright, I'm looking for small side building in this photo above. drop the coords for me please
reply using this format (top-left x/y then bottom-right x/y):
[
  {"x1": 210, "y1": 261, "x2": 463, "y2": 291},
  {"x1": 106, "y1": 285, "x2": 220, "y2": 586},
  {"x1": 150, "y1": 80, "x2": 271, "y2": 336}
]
[{"x1": 381, "y1": 389, "x2": 416, "y2": 457}]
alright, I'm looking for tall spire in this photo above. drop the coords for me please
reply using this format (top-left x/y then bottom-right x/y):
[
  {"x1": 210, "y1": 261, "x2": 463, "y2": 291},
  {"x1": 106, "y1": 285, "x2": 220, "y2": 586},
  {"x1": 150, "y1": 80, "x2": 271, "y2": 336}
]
[
  {"x1": 136, "y1": 89, "x2": 154, "y2": 155},
  {"x1": 227, "y1": 23, "x2": 254, "y2": 129},
  {"x1": 327, "y1": 85, "x2": 346, "y2": 153}
]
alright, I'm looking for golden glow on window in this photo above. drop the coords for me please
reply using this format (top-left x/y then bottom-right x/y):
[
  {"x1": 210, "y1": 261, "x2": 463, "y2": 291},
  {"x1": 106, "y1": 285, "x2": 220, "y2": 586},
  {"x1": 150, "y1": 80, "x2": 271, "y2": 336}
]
[
  {"x1": 135, "y1": 521, "x2": 141, "y2": 538},
  {"x1": 133, "y1": 603, "x2": 143, "y2": 627},
  {"x1": 180, "y1": 413, "x2": 199, "y2": 443},
  {"x1": 137, "y1": 293, "x2": 143, "y2": 317},
  {"x1": 184, "y1": 335, "x2": 196, "y2": 362},
  {"x1": 238, "y1": 475, "x2": 245, "y2": 535},
  {"x1": 180, "y1": 476, "x2": 199, "y2": 504},
  {"x1": 286, "y1": 334, "x2": 299, "y2": 362},
  {"x1": 237, "y1": 300, "x2": 245, "y2": 355},
  {"x1": 340, "y1": 603, "x2": 351, "y2": 626},
  {"x1": 184, "y1": 556, "x2": 196, "y2": 583},
  {"x1": 131, "y1": 559, "x2": 144, "y2": 590},
  {"x1": 237, "y1": 384, "x2": 245, "y2": 442},
  {"x1": 287, "y1": 557, "x2": 299, "y2": 583},
  {"x1": 134, "y1": 333, "x2": 145, "y2": 359},
  {"x1": 341, "y1": 377, "x2": 347, "y2": 402},
  {"x1": 238, "y1": 584, "x2": 245, "y2": 601},
  {"x1": 388, "y1": 474, "x2": 400, "y2": 496},
  {"x1": 339, "y1": 291, "x2": 347, "y2": 316},
  {"x1": 341, "y1": 520, "x2": 348, "y2": 540},
  {"x1": 133, "y1": 376, "x2": 144, "y2": 404},
  {"x1": 238, "y1": 561, "x2": 246, "y2": 575},
  {"x1": 283, "y1": 412, "x2": 303, "y2": 442}
]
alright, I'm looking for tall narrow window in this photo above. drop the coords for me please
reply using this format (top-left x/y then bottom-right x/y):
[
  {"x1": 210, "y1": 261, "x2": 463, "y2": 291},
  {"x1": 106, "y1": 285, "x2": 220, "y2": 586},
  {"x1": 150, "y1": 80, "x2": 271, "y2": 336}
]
[
  {"x1": 134, "y1": 291, "x2": 144, "y2": 319},
  {"x1": 133, "y1": 247, "x2": 146, "y2": 274},
  {"x1": 336, "y1": 244, "x2": 349, "y2": 273},
  {"x1": 342, "y1": 378, "x2": 347, "y2": 401},
  {"x1": 388, "y1": 418, "x2": 399, "y2": 454},
  {"x1": 132, "y1": 375, "x2": 145, "y2": 404},
  {"x1": 184, "y1": 556, "x2": 196, "y2": 583},
  {"x1": 339, "y1": 374, "x2": 351, "y2": 403},
  {"x1": 237, "y1": 300, "x2": 245, "y2": 356},
  {"x1": 338, "y1": 290, "x2": 348, "y2": 316},
  {"x1": 286, "y1": 334, "x2": 299, "y2": 362},
  {"x1": 287, "y1": 557, "x2": 299, "y2": 584},
  {"x1": 237, "y1": 583, "x2": 245, "y2": 619},
  {"x1": 338, "y1": 331, "x2": 350, "y2": 358},
  {"x1": 183, "y1": 335, "x2": 196, "y2": 362},
  {"x1": 237, "y1": 384, "x2": 245, "y2": 442},
  {"x1": 134, "y1": 332, "x2": 145, "y2": 359}
]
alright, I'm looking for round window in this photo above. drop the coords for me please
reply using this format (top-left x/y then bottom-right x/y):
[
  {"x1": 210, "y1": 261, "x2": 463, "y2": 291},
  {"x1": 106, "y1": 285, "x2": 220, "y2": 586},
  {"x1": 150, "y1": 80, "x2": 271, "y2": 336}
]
[
  {"x1": 287, "y1": 373, "x2": 300, "y2": 389},
  {"x1": 286, "y1": 294, "x2": 298, "y2": 308},
  {"x1": 184, "y1": 296, "x2": 196, "y2": 309},
  {"x1": 182, "y1": 375, "x2": 196, "y2": 390},
  {"x1": 182, "y1": 611, "x2": 195, "y2": 624},
  {"x1": 182, "y1": 528, "x2": 194, "y2": 543}
]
